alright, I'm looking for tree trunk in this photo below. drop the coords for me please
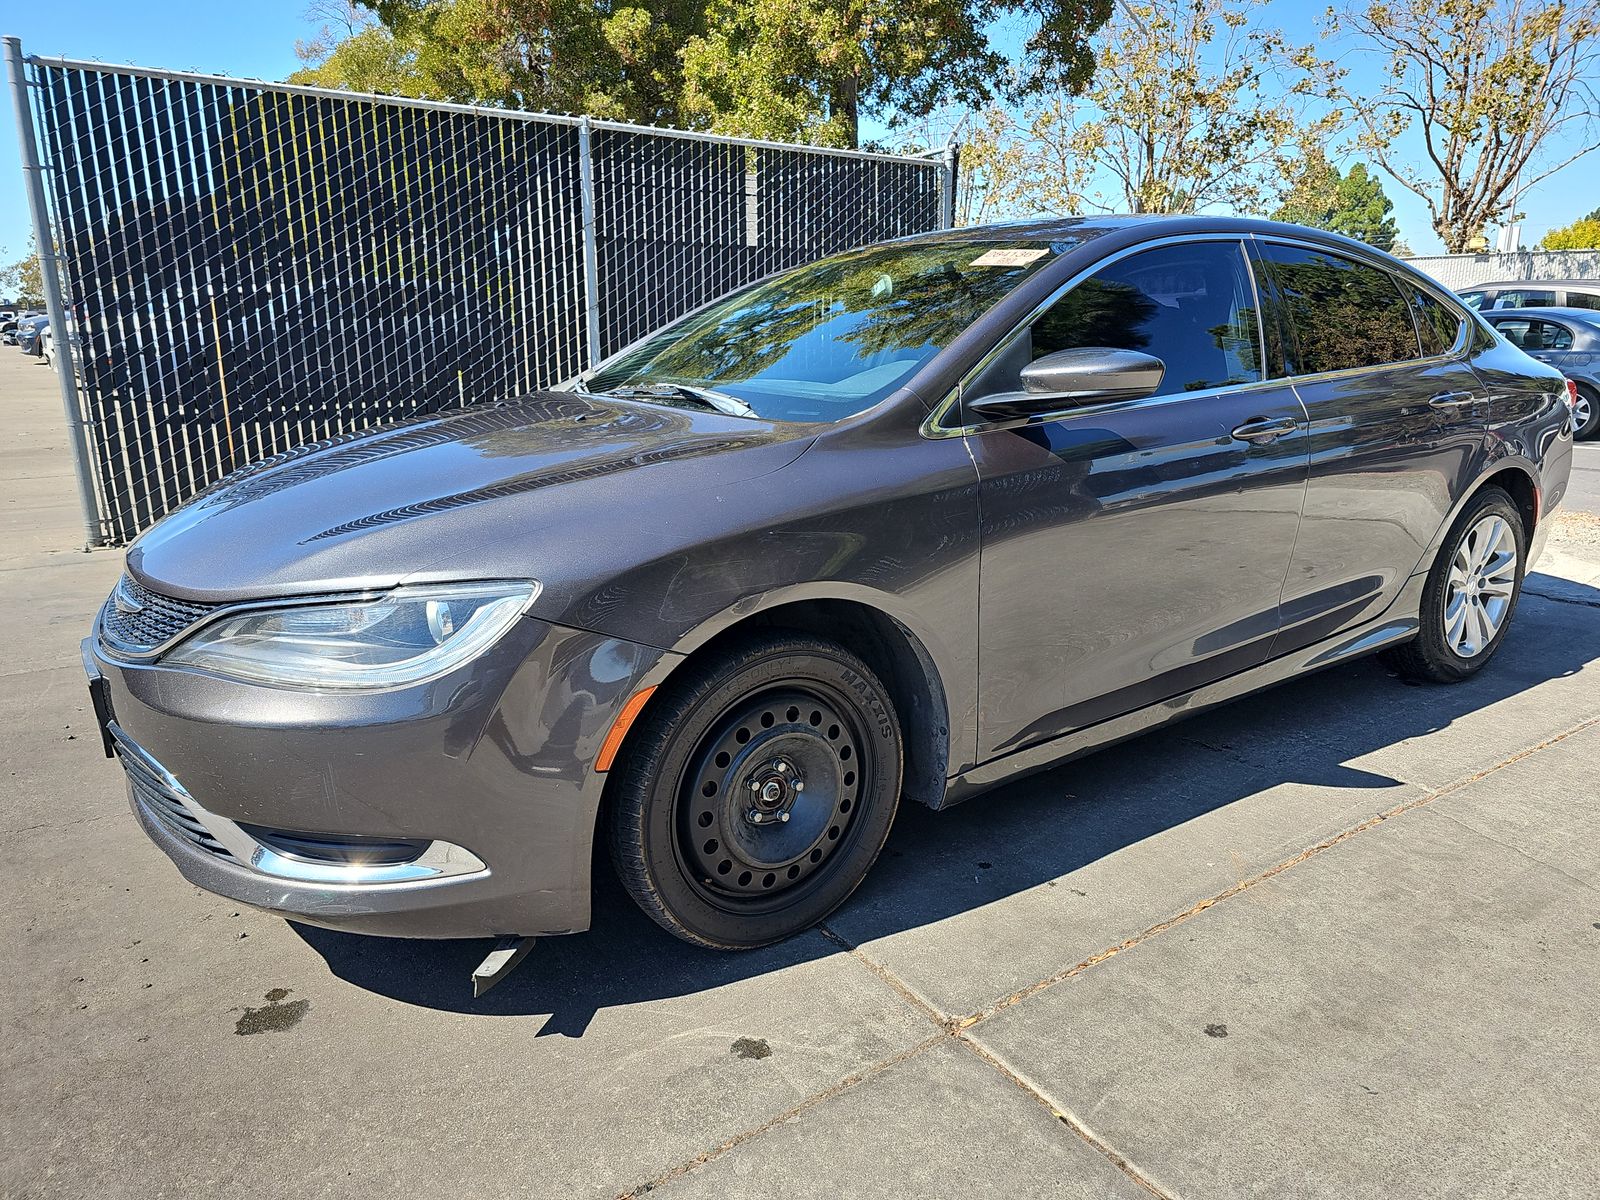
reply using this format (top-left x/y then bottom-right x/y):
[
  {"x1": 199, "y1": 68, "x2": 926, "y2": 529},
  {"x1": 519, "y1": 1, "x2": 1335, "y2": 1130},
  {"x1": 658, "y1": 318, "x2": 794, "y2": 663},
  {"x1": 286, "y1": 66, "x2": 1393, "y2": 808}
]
[{"x1": 832, "y1": 72, "x2": 860, "y2": 149}]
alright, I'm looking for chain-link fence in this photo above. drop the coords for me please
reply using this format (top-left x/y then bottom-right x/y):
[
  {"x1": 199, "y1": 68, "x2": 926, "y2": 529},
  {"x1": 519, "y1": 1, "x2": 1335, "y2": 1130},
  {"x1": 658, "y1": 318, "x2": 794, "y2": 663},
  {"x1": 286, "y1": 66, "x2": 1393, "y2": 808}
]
[{"x1": 5, "y1": 45, "x2": 951, "y2": 547}]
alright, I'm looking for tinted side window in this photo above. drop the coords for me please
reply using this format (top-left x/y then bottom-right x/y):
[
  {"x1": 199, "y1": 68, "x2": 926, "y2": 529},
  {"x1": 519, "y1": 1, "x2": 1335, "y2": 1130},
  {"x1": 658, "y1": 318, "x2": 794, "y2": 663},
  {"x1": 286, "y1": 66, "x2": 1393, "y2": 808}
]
[
  {"x1": 1564, "y1": 292, "x2": 1600, "y2": 311},
  {"x1": 1503, "y1": 319, "x2": 1574, "y2": 351},
  {"x1": 1492, "y1": 318, "x2": 1535, "y2": 348},
  {"x1": 1494, "y1": 290, "x2": 1556, "y2": 309},
  {"x1": 1491, "y1": 318, "x2": 1572, "y2": 350},
  {"x1": 1458, "y1": 291, "x2": 1487, "y2": 311},
  {"x1": 1402, "y1": 283, "x2": 1465, "y2": 357},
  {"x1": 1028, "y1": 242, "x2": 1262, "y2": 396},
  {"x1": 1257, "y1": 243, "x2": 1420, "y2": 375}
]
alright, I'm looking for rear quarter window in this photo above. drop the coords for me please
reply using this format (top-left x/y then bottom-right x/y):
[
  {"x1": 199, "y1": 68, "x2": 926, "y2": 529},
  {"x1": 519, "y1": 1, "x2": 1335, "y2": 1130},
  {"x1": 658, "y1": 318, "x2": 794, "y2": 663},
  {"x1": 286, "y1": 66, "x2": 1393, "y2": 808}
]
[{"x1": 1403, "y1": 283, "x2": 1466, "y2": 357}]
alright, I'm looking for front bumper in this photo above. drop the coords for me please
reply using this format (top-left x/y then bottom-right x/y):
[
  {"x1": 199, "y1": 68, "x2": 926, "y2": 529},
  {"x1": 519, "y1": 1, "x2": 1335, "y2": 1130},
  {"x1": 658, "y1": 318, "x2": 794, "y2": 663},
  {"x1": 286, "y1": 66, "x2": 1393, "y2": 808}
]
[{"x1": 85, "y1": 615, "x2": 677, "y2": 938}]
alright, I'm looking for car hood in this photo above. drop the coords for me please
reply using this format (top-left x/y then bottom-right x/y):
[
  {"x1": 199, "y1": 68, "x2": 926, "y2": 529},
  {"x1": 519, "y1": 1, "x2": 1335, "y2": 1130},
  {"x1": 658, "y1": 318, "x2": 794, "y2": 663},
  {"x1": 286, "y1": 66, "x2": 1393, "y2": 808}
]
[{"x1": 128, "y1": 390, "x2": 815, "y2": 604}]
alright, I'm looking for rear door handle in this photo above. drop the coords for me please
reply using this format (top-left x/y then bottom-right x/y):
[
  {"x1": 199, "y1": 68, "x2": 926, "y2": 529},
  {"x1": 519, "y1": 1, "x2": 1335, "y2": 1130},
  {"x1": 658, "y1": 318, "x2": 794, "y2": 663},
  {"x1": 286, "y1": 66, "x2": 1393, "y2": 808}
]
[
  {"x1": 1429, "y1": 391, "x2": 1478, "y2": 411},
  {"x1": 1230, "y1": 416, "x2": 1298, "y2": 444}
]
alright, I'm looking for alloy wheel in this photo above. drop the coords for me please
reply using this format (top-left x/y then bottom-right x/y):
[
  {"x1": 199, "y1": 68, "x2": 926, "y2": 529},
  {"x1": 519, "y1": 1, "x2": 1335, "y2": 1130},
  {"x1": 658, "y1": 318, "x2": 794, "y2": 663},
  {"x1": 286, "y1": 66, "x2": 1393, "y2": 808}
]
[
  {"x1": 1574, "y1": 388, "x2": 1595, "y2": 435},
  {"x1": 1442, "y1": 514, "x2": 1518, "y2": 658}
]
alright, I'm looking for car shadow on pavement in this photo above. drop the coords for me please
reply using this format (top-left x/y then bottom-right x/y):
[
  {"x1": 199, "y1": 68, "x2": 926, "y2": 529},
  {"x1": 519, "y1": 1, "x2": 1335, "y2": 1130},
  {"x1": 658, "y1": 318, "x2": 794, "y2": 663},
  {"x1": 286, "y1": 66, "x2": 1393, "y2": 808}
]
[{"x1": 294, "y1": 574, "x2": 1599, "y2": 1034}]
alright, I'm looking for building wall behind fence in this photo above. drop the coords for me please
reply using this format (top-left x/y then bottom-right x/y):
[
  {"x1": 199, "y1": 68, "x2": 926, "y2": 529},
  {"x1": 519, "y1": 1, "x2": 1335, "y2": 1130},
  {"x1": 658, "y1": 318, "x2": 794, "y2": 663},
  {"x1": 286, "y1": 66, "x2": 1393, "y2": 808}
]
[
  {"x1": 21, "y1": 58, "x2": 946, "y2": 545},
  {"x1": 1403, "y1": 249, "x2": 1600, "y2": 292}
]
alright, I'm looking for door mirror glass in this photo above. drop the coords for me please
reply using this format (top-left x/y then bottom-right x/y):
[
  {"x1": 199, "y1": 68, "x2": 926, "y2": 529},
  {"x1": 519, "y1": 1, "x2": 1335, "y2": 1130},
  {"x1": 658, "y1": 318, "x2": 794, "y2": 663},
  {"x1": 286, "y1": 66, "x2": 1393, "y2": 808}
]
[{"x1": 968, "y1": 347, "x2": 1165, "y2": 424}]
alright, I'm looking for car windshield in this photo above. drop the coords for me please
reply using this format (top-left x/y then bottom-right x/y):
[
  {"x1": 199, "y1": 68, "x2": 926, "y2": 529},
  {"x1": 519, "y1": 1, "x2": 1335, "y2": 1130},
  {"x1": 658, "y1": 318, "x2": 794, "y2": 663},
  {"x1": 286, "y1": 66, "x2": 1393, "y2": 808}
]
[{"x1": 580, "y1": 238, "x2": 1064, "y2": 422}]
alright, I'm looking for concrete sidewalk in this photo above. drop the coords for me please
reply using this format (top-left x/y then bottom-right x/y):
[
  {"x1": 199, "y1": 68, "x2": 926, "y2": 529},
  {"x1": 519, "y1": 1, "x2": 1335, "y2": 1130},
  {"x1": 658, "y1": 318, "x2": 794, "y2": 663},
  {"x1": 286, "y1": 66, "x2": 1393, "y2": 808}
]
[{"x1": 2, "y1": 351, "x2": 1597, "y2": 1199}]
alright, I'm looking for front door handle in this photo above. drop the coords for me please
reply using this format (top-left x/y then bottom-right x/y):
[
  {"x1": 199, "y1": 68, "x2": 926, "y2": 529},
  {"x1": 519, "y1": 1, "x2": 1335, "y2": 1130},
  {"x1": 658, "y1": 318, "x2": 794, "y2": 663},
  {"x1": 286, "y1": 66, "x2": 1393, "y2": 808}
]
[
  {"x1": 1230, "y1": 416, "x2": 1298, "y2": 444},
  {"x1": 1429, "y1": 391, "x2": 1478, "y2": 411}
]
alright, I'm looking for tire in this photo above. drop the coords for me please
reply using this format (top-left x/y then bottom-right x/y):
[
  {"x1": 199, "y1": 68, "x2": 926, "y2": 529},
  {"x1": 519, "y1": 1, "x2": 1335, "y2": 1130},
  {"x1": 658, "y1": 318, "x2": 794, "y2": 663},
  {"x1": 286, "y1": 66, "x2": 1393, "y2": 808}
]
[
  {"x1": 1381, "y1": 486, "x2": 1526, "y2": 683},
  {"x1": 1573, "y1": 383, "x2": 1600, "y2": 441},
  {"x1": 608, "y1": 633, "x2": 903, "y2": 949}
]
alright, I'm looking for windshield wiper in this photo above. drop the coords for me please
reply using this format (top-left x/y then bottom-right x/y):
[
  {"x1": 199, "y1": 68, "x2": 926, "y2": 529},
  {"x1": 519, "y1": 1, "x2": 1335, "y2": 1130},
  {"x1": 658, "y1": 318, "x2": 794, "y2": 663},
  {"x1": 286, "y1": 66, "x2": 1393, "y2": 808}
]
[{"x1": 592, "y1": 381, "x2": 758, "y2": 419}]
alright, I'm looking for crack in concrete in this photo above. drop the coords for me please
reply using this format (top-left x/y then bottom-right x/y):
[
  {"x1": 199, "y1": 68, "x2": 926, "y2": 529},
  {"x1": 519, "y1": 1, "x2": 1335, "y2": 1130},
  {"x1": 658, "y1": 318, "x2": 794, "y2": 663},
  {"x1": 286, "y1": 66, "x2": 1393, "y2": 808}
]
[
  {"x1": 955, "y1": 1034, "x2": 1177, "y2": 1199},
  {"x1": 1523, "y1": 585, "x2": 1600, "y2": 610},
  {"x1": 612, "y1": 1032, "x2": 947, "y2": 1200},
  {"x1": 1427, "y1": 807, "x2": 1600, "y2": 895},
  {"x1": 815, "y1": 924, "x2": 949, "y2": 1028}
]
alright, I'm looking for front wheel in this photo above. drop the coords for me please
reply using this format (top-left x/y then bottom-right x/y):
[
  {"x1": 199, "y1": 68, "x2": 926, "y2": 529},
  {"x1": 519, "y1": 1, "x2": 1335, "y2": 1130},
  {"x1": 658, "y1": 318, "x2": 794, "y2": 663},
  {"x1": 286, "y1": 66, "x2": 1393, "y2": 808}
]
[
  {"x1": 1382, "y1": 487, "x2": 1525, "y2": 683},
  {"x1": 608, "y1": 634, "x2": 903, "y2": 949}
]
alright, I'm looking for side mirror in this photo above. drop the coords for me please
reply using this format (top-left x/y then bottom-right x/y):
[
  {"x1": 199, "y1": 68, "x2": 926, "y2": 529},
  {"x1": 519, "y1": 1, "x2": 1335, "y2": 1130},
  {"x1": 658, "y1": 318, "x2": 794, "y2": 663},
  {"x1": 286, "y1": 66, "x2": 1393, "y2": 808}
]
[{"x1": 967, "y1": 347, "x2": 1165, "y2": 425}]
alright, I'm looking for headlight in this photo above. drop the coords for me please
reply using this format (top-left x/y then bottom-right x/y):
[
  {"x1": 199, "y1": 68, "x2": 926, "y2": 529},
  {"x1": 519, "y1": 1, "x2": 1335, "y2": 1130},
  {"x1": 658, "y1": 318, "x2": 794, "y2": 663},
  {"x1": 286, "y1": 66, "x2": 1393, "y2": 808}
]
[{"x1": 163, "y1": 581, "x2": 538, "y2": 689}]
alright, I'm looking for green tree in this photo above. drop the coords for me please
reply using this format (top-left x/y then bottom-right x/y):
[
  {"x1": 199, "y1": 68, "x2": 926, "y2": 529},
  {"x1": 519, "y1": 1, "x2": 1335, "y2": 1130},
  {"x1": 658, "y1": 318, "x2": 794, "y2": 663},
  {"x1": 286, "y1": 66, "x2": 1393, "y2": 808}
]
[
  {"x1": 291, "y1": 2, "x2": 430, "y2": 95},
  {"x1": 0, "y1": 242, "x2": 43, "y2": 307},
  {"x1": 1330, "y1": 0, "x2": 1600, "y2": 254},
  {"x1": 292, "y1": 0, "x2": 710, "y2": 123},
  {"x1": 1541, "y1": 217, "x2": 1600, "y2": 249},
  {"x1": 979, "y1": 0, "x2": 1343, "y2": 216},
  {"x1": 678, "y1": 0, "x2": 1113, "y2": 148},
  {"x1": 297, "y1": 0, "x2": 1114, "y2": 148},
  {"x1": 1274, "y1": 155, "x2": 1398, "y2": 250}
]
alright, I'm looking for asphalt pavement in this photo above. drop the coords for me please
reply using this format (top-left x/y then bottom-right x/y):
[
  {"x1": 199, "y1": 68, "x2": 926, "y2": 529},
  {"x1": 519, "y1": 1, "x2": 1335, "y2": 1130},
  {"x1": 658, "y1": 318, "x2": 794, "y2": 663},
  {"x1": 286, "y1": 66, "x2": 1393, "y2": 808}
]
[
  {"x1": 3, "y1": 350, "x2": 1599, "y2": 1199},
  {"x1": 1565, "y1": 440, "x2": 1600, "y2": 516}
]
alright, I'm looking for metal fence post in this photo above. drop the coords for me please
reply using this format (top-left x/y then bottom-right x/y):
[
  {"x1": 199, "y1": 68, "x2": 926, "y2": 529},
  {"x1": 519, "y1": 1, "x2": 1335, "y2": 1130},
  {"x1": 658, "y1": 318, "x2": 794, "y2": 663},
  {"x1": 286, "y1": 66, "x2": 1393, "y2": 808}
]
[
  {"x1": 576, "y1": 116, "x2": 603, "y2": 368},
  {"x1": 4, "y1": 36, "x2": 104, "y2": 549},
  {"x1": 939, "y1": 141, "x2": 960, "y2": 229}
]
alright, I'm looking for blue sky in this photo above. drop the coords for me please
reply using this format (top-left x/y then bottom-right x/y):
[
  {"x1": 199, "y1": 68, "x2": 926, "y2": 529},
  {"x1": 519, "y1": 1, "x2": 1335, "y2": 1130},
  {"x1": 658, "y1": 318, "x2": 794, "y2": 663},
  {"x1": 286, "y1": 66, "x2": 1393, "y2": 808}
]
[{"x1": 2, "y1": 0, "x2": 1596, "y2": 263}]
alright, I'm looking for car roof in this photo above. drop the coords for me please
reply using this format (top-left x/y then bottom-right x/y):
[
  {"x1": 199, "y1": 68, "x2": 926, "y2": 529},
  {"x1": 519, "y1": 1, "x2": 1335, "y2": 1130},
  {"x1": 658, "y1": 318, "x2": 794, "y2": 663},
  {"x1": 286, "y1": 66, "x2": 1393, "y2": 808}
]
[
  {"x1": 1461, "y1": 280, "x2": 1600, "y2": 292},
  {"x1": 1481, "y1": 306, "x2": 1600, "y2": 322}
]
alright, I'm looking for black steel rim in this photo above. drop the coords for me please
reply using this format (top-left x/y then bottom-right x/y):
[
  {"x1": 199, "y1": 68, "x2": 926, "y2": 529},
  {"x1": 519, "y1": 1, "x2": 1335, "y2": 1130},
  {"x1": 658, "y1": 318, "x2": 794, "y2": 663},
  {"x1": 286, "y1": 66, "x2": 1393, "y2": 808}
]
[{"x1": 674, "y1": 681, "x2": 870, "y2": 910}]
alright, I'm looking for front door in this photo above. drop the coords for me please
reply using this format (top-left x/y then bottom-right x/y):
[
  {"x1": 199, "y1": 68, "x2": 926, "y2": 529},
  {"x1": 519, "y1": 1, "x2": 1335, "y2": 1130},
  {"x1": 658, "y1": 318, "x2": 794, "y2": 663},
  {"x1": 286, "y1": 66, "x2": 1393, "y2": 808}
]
[{"x1": 965, "y1": 239, "x2": 1308, "y2": 762}]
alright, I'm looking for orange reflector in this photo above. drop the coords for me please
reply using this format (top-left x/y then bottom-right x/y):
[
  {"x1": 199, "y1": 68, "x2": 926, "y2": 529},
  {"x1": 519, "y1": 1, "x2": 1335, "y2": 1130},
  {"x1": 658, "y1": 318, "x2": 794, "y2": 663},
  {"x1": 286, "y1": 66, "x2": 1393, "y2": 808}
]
[{"x1": 595, "y1": 686, "x2": 657, "y2": 773}]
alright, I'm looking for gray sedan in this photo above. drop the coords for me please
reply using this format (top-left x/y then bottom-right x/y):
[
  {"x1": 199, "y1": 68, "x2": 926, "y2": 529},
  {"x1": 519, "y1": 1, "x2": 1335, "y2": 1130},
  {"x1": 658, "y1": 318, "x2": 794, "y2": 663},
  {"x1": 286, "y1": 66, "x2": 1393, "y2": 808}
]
[
  {"x1": 1482, "y1": 306, "x2": 1600, "y2": 439},
  {"x1": 84, "y1": 215, "x2": 1573, "y2": 953}
]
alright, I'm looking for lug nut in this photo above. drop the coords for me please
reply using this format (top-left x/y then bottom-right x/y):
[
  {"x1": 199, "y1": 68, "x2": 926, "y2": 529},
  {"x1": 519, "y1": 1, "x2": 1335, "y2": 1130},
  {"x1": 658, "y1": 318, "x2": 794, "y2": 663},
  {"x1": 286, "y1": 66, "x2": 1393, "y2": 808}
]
[
  {"x1": 779, "y1": 812, "x2": 790, "y2": 823},
  {"x1": 749, "y1": 780, "x2": 760, "y2": 792},
  {"x1": 775, "y1": 761, "x2": 789, "y2": 774},
  {"x1": 794, "y1": 781, "x2": 804, "y2": 792},
  {"x1": 749, "y1": 810, "x2": 763, "y2": 823}
]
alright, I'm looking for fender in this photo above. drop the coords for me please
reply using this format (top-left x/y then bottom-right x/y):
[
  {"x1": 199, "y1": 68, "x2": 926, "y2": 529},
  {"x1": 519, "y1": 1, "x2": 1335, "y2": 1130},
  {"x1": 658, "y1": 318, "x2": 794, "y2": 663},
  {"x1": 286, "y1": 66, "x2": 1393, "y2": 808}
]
[
  {"x1": 648, "y1": 579, "x2": 967, "y2": 784},
  {"x1": 1408, "y1": 447, "x2": 1542, "y2": 581}
]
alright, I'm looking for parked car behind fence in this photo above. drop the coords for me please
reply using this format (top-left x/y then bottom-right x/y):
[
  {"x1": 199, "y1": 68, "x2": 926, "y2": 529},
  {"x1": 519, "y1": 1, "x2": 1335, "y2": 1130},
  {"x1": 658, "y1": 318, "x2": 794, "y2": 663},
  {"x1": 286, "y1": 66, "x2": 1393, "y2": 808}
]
[{"x1": 1459, "y1": 279, "x2": 1600, "y2": 312}]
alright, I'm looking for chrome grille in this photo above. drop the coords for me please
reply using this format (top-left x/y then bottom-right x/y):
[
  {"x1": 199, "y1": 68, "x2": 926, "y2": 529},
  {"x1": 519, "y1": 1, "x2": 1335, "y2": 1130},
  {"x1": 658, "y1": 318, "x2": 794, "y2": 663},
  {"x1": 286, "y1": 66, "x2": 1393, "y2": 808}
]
[
  {"x1": 99, "y1": 575, "x2": 218, "y2": 655},
  {"x1": 115, "y1": 731, "x2": 235, "y2": 862}
]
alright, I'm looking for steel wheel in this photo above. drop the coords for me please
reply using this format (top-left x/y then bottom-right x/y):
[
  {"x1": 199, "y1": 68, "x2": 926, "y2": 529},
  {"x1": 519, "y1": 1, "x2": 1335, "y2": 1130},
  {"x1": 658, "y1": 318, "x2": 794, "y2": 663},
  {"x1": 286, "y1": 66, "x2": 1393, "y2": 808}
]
[
  {"x1": 1442, "y1": 514, "x2": 1518, "y2": 658},
  {"x1": 608, "y1": 633, "x2": 903, "y2": 949},
  {"x1": 677, "y1": 685, "x2": 868, "y2": 908}
]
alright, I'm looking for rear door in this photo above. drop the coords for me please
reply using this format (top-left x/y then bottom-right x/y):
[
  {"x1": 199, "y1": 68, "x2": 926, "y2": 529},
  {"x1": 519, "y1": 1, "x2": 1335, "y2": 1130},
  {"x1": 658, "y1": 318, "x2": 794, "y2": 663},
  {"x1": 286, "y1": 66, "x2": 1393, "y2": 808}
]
[
  {"x1": 964, "y1": 237, "x2": 1309, "y2": 760},
  {"x1": 1250, "y1": 239, "x2": 1489, "y2": 654}
]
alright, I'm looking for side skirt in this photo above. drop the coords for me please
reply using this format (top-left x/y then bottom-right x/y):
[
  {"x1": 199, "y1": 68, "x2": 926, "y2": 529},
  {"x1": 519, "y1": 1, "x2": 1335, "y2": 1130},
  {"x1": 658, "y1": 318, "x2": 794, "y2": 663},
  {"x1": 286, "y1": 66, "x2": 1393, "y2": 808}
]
[{"x1": 941, "y1": 608, "x2": 1421, "y2": 807}]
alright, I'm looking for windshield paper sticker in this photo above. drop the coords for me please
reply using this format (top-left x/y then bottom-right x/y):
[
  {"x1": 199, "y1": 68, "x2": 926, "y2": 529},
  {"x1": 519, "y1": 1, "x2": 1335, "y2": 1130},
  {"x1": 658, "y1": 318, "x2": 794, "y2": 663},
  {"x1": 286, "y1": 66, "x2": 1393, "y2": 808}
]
[{"x1": 969, "y1": 248, "x2": 1050, "y2": 268}]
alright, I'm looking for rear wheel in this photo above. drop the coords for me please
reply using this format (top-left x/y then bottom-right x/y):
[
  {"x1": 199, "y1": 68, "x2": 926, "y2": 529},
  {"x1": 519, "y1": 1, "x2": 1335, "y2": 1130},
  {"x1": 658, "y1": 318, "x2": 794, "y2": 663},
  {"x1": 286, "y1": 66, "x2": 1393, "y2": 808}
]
[
  {"x1": 1573, "y1": 383, "x2": 1599, "y2": 440},
  {"x1": 1382, "y1": 487, "x2": 1525, "y2": 683},
  {"x1": 608, "y1": 633, "x2": 902, "y2": 949}
]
